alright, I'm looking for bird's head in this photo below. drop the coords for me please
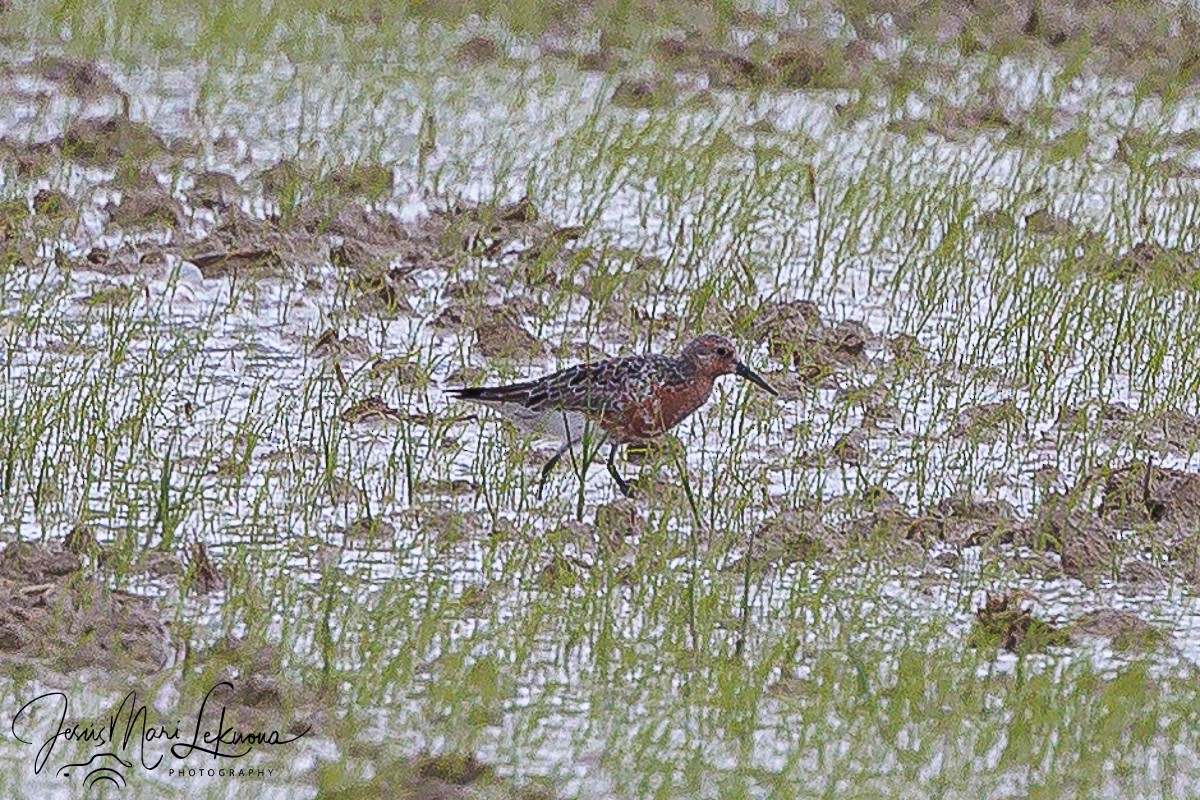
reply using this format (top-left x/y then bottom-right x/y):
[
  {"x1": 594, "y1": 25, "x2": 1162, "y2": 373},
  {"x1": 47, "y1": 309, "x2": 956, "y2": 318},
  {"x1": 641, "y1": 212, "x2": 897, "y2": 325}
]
[{"x1": 681, "y1": 334, "x2": 778, "y2": 395}]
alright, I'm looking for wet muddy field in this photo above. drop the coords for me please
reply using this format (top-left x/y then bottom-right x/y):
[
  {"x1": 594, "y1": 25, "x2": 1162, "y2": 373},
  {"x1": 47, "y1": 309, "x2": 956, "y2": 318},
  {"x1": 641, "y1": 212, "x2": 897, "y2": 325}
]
[{"x1": 4, "y1": 1, "x2": 1200, "y2": 797}]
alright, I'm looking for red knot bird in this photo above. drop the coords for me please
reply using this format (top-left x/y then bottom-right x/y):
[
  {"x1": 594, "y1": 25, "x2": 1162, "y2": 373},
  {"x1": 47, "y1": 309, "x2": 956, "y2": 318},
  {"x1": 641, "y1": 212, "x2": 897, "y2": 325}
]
[{"x1": 447, "y1": 333, "x2": 778, "y2": 496}]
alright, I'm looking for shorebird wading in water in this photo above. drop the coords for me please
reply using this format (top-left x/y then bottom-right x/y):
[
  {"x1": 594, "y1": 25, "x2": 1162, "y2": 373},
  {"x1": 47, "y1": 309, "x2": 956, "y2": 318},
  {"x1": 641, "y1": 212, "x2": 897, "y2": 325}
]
[{"x1": 447, "y1": 333, "x2": 778, "y2": 496}]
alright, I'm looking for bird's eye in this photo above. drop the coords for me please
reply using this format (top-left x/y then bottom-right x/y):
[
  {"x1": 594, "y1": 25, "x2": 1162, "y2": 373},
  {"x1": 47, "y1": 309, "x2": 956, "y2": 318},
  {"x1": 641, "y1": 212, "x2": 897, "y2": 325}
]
[{"x1": 716, "y1": 347, "x2": 729, "y2": 357}]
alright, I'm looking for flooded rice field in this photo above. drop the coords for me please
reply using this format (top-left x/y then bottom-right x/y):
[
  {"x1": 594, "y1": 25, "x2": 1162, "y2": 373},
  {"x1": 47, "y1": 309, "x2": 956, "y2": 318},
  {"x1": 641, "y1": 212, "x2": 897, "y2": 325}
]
[{"x1": 4, "y1": 1, "x2": 1200, "y2": 797}]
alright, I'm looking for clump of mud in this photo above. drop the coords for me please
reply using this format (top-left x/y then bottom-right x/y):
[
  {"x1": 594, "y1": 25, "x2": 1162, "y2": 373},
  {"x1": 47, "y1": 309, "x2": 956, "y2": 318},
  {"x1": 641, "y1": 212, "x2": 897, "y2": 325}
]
[
  {"x1": 107, "y1": 179, "x2": 187, "y2": 231},
  {"x1": 969, "y1": 591, "x2": 1069, "y2": 654},
  {"x1": 472, "y1": 314, "x2": 544, "y2": 360},
  {"x1": 308, "y1": 194, "x2": 586, "y2": 332},
  {"x1": 950, "y1": 401, "x2": 1025, "y2": 444},
  {"x1": 538, "y1": 553, "x2": 593, "y2": 591},
  {"x1": 179, "y1": 633, "x2": 321, "y2": 740},
  {"x1": 183, "y1": 542, "x2": 224, "y2": 594},
  {"x1": 739, "y1": 300, "x2": 871, "y2": 385},
  {"x1": 1069, "y1": 609, "x2": 1166, "y2": 652},
  {"x1": 312, "y1": 328, "x2": 373, "y2": 360},
  {"x1": 1100, "y1": 461, "x2": 1200, "y2": 524},
  {"x1": 887, "y1": 96, "x2": 1025, "y2": 142},
  {"x1": 182, "y1": 206, "x2": 321, "y2": 280},
  {"x1": 455, "y1": 35, "x2": 503, "y2": 65},
  {"x1": 28, "y1": 55, "x2": 127, "y2": 102},
  {"x1": 737, "y1": 509, "x2": 845, "y2": 572},
  {"x1": 317, "y1": 749, "x2": 557, "y2": 800},
  {"x1": 257, "y1": 160, "x2": 394, "y2": 202},
  {"x1": 593, "y1": 498, "x2": 646, "y2": 544},
  {"x1": 906, "y1": 494, "x2": 1017, "y2": 547},
  {"x1": 611, "y1": 78, "x2": 673, "y2": 108},
  {"x1": 1059, "y1": 403, "x2": 1200, "y2": 457},
  {"x1": 57, "y1": 115, "x2": 170, "y2": 166},
  {"x1": 1024, "y1": 208, "x2": 1078, "y2": 236},
  {"x1": 338, "y1": 515, "x2": 398, "y2": 541},
  {"x1": 0, "y1": 541, "x2": 173, "y2": 673},
  {"x1": 852, "y1": 0, "x2": 1200, "y2": 90},
  {"x1": 995, "y1": 459, "x2": 1200, "y2": 586},
  {"x1": 542, "y1": 0, "x2": 1199, "y2": 107},
  {"x1": 1104, "y1": 241, "x2": 1197, "y2": 283},
  {"x1": 340, "y1": 396, "x2": 405, "y2": 425},
  {"x1": 651, "y1": 28, "x2": 862, "y2": 91},
  {"x1": 733, "y1": 494, "x2": 929, "y2": 573}
]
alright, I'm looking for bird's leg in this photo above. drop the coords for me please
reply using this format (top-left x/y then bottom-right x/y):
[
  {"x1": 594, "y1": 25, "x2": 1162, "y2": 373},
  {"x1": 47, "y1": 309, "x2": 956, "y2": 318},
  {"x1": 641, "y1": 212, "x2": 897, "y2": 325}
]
[
  {"x1": 537, "y1": 441, "x2": 572, "y2": 499},
  {"x1": 606, "y1": 443, "x2": 633, "y2": 497}
]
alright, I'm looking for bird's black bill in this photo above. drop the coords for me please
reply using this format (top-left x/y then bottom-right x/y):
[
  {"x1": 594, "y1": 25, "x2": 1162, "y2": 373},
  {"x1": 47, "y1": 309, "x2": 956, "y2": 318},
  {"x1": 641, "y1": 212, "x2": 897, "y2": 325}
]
[{"x1": 735, "y1": 362, "x2": 779, "y2": 396}]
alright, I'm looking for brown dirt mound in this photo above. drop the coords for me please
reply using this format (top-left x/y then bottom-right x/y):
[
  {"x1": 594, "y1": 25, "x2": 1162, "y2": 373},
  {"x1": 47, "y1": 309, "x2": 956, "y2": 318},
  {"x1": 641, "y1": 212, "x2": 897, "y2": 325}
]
[
  {"x1": 1069, "y1": 608, "x2": 1166, "y2": 651},
  {"x1": 340, "y1": 396, "x2": 405, "y2": 425},
  {"x1": 1024, "y1": 208, "x2": 1077, "y2": 236},
  {"x1": 654, "y1": 29, "x2": 862, "y2": 90},
  {"x1": 1100, "y1": 461, "x2": 1200, "y2": 524},
  {"x1": 1105, "y1": 241, "x2": 1197, "y2": 282},
  {"x1": 1011, "y1": 497, "x2": 1116, "y2": 582},
  {"x1": 181, "y1": 206, "x2": 324, "y2": 280},
  {"x1": 593, "y1": 499, "x2": 646, "y2": 544},
  {"x1": 754, "y1": 509, "x2": 847, "y2": 564},
  {"x1": 181, "y1": 634, "x2": 323, "y2": 741},
  {"x1": 31, "y1": 55, "x2": 125, "y2": 100},
  {"x1": 949, "y1": 401, "x2": 1025, "y2": 443},
  {"x1": 738, "y1": 498, "x2": 927, "y2": 570},
  {"x1": 473, "y1": 314, "x2": 544, "y2": 360},
  {"x1": 857, "y1": 0, "x2": 1198, "y2": 87},
  {"x1": 908, "y1": 494, "x2": 1017, "y2": 546},
  {"x1": 188, "y1": 170, "x2": 240, "y2": 210},
  {"x1": 970, "y1": 591, "x2": 1069, "y2": 653},
  {"x1": 318, "y1": 750, "x2": 556, "y2": 800},
  {"x1": 59, "y1": 116, "x2": 169, "y2": 165},
  {"x1": 741, "y1": 301, "x2": 871, "y2": 384},
  {"x1": 107, "y1": 182, "x2": 187, "y2": 230},
  {"x1": 0, "y1": 541, "x2": 172, "y2": 674},
  {"x1": 320, "y1": 195, "x2": 585, "y2": 317}
]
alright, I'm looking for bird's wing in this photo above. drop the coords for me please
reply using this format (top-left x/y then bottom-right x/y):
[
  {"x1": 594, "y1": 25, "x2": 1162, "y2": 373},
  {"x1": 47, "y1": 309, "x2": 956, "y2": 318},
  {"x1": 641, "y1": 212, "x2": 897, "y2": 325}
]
[
  {"x1": 531, "y1": 355, "x2": 676, "y2": 414},
  {"x1": 522, "y1": 361, "x2": 627, "y2": 414},
  {"x1": 449, "y1": 355, "x2": 666, "y2": 413}
]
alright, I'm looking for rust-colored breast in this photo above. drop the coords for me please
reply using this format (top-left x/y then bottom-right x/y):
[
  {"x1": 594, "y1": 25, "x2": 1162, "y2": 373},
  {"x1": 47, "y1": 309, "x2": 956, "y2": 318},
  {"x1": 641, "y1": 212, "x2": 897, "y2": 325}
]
[{"x1": 599, "y1": 377, "x2": 714, "y2": 443}]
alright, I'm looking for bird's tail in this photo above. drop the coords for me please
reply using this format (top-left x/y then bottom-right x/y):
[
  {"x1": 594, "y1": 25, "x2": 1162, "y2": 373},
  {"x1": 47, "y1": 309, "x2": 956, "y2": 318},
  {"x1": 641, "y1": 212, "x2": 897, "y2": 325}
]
[{"x1": 446, "y1": 382, "x2": 536, "y2": 403}]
